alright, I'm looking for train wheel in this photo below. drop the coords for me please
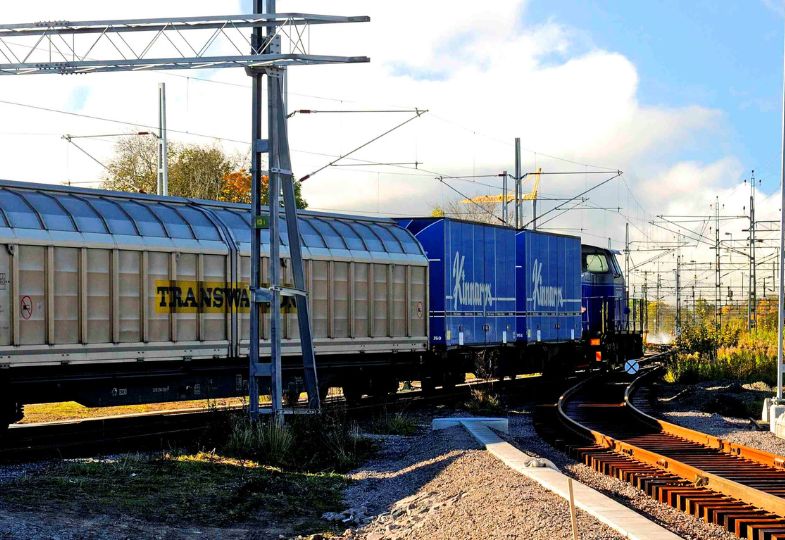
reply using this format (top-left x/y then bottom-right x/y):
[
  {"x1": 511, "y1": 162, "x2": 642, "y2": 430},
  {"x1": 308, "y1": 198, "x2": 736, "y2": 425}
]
[
  {"x1": 318, "y1": 383, "x2": 330, "y2": 404},
  {"x1": 284, "y1": 388, "x2": 301, "y2": 407},
  {"x1": 420, "y1": 377, "x2": 437, "y2": 395},
  {"x1": 0, "y1": 400, "x2": 19, "y2": 435},
  {"x1": 369, "y1": 377, "x2": 399, "y2": 402},
  {"x1": 441, "y1": 370, "x2": 465, "y2": 392},
  {"x1": 342, "y1": 382, "x2": 366, "y2": 406}
]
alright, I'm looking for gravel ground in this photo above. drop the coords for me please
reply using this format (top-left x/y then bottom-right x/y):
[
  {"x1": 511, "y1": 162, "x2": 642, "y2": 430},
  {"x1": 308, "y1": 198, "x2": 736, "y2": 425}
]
[
  {"x1": 654, "y1": 381, "x2": 785, "y2": 456},
  {"x1": 506, "y1": 408, "x2": 736, "y2": 540},
  {"x1": 340, "y1": 425, "x2": 623, "y2": 540},
  {"x1": 0, "y1": 459, "x2": 50, "y2": 484}
]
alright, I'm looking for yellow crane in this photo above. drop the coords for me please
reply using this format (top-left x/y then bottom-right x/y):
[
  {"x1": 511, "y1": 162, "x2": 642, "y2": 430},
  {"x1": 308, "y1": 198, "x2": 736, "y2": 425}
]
[
  {"x1": 522, "y1": 167, "x2": 541, "y2": 201},
  {"x1": 461, "y1": 169, "x2": 542, "y2": 226},
  {"x1": 460, "y1": 168, "x2": 541, "y2": 204}
]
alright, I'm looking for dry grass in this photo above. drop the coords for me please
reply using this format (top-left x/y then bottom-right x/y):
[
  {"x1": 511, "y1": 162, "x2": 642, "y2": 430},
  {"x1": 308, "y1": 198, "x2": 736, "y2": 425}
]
[
  {"x1": 21, "y1": 387, "x2": 352, "y2": 425},
  {"x1": 464, "y1": 388, "x2": 504, "y2": 415},
  {"x1": 368, "y1": 410, "x2": 419, "y2": 436},
  {"x1": 20, "y1": 397, "x2": 252, "y2": 424}
]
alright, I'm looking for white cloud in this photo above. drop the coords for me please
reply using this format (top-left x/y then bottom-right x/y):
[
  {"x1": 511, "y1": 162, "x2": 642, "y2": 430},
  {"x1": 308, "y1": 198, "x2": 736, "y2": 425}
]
[{"x1": 0, "y1": 0, "x2": 743, "y2": 259}]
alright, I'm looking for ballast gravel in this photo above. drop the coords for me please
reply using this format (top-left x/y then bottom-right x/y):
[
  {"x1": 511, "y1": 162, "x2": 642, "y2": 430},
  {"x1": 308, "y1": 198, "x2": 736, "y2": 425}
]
[
  {"x1": 661, "y1": 409, "x2": 785, "y2": 453},
  {"x1": 654, "y1": 381, "x2": 785, "y2": 456},
  {"x1": 505, "y1": 410, "x2": 735, "y2": 540},
  {"x1": 340, "y1": 425, "x2": 622, "y2": 540}
]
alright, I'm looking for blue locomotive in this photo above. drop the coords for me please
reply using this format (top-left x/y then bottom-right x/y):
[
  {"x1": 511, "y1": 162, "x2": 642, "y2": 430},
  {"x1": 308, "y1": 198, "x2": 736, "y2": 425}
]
[{"x1": 581, "y1": 244, "x2": 644, "y2": 367}]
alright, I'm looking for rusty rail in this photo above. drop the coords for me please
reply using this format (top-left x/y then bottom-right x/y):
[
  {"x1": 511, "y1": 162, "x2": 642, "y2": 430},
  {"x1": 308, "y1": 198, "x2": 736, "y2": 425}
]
[
  {"x1": 557, "y1": 362, "x2": 785, "y2": 539},
  {"x1": 625, "y1": 366, "x2": 785, "y2": 470}
]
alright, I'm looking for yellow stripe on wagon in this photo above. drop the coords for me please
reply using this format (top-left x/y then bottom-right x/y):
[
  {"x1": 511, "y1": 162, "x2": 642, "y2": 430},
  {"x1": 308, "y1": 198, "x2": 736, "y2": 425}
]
[
  {"x1": 154, "y1": 280, "x2": 297, "y2": 314},
  {"x1": 154, "y1": 280, "x2": 250, "y2": 314}
]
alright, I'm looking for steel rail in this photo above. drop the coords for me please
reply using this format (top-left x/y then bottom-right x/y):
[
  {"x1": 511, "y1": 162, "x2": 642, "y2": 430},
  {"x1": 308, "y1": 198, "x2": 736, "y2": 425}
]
[
  {"x1": 557, "y1": 361, "x2": 785, "y2": 527},
  {"x1": 624, "y1": 367, "x2": 785, "y2": 469},
  {"x1": 0, "y1": 374, "x2": 538, "y2": 461}
]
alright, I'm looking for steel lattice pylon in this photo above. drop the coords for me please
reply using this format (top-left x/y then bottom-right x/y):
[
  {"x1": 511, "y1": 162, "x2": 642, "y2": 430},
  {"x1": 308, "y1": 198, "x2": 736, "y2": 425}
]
[{"x1": 1, "y1": 6, "x2": 369, "y2": 420}]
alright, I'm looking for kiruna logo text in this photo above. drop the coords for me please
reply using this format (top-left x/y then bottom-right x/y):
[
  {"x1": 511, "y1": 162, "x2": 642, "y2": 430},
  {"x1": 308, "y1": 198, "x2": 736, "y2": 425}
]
[
  {"x1": 452, "y1": 251, "x2": 493, "y2": 309},
  {"x1": 531, "y1": 258, "x2": 563, "y2": 310}
]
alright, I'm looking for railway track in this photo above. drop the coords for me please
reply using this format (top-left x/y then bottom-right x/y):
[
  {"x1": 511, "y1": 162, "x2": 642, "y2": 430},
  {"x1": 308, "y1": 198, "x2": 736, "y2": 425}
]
[
  {"x1": 0, "y1": 375, "x2": 532, "y2": 461},
  {"x1": 543, "y1": 362, "x2": 785, "y2": 540}
]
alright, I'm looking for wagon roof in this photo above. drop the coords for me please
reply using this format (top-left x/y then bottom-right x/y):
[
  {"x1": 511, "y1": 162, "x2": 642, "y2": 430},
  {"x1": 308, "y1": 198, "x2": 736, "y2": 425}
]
[{"x1": 0, "y1": 179, "x2": 424, "y2": 258}]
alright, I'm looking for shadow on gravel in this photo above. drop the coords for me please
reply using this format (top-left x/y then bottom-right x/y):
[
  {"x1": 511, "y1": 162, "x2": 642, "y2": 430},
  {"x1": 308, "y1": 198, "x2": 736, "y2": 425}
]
[{"x1": 343, "y1": 425, "x2": 480, "y2": 519}]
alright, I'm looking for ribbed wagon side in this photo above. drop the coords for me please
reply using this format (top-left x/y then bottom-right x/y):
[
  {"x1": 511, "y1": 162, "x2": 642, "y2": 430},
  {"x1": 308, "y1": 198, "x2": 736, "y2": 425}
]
[
  {"x1": 514, "y1": 229, "x2": 582, "y2": 374},
  {"x1": 0, "y1": 180, "x2": 428, "y2": 429},
  {"x1": 397, "y1": 217, "x2": 515, "y2": 390}
]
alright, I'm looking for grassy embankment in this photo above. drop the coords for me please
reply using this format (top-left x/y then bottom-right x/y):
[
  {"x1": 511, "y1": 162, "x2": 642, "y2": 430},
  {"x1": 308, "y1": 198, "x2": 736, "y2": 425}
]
[
  {"x1": 665, "y1": 324, "x2": 776, "y2": 386},
  {"x1": 661, "y1": 306, "x2": 778, "y2": 417},
  {"x1": 2, "y1": 411, "x2": 376, "y2": 536}
]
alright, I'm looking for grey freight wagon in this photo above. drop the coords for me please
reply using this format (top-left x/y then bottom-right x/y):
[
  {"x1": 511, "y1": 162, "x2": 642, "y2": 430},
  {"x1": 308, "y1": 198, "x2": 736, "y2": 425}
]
[{"x1": 0, "y1": 180, "x2": 428, "y2": 429}]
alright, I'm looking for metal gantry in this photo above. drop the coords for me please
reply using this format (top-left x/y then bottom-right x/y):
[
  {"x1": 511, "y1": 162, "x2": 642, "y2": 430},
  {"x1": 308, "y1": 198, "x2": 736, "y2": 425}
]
[
  {"x1": 0, "y1": 13, "x2": 369, "y2": 74},
  {"x1": 0, "y1": 7, "x2": 370, "y2": 420}
]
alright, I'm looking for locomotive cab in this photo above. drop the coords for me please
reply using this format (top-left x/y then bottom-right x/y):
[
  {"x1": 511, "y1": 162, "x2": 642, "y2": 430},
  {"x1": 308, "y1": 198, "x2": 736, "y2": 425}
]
[{"x1": 581, "y1": 245, "x2": 643, "y2": 366}]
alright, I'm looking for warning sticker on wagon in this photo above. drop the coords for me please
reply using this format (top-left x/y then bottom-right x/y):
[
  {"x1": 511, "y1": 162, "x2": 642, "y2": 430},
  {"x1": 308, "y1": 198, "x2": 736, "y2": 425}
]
[{"x1": 155, "y1": 281, "x2": 251, "y2": 313}]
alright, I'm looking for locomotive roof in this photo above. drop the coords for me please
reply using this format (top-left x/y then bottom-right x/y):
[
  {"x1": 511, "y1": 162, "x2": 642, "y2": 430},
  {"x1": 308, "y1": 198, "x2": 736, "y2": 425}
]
[
  {"x1": 0, "y1": 179, "x2": 425, "y2": 260},
  {"x1": 582, "y1": 244, "x2": 622, "y2": 255}
]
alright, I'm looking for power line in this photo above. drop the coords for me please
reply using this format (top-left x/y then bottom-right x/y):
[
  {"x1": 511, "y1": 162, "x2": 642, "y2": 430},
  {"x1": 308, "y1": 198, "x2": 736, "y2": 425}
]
[
  {"x1": 436, "y1": 176, "x2": 505, "y2": 225},
  {"x1": 299, "y1": 109, "x2": 427, "y2": 182}
]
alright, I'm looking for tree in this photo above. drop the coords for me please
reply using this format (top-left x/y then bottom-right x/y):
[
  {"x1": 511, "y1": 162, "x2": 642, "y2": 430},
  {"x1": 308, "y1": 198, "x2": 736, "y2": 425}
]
[
  {"x1": 103, "y1": 135, "x2": 308, "y2": 208},
  {"x1": 219, "y1": 170, "x2": 252, "y2": 204},
  {"x1": 103, "y1": 135, "x2": 161, "y2": 194},
  {"x1": 168, "y1": 144, "x2": 233, "y2": 200},
  {"x1": 217, "y1": 170, "x2": 308, "y2": 209},
  {"x1": 104, "y1": 136, "x2": 233, "y2": 199},
  {"x1": 429, "y1": 198, "x2": 502, "y2": 224}
]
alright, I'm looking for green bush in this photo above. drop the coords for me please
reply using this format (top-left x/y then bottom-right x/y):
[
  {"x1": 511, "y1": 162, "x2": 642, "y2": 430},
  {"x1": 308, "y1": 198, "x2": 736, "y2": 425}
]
[
  {"x1": 222, "y1": 411, "x2": 372, "y2": 472},
  {"x1": 665, "y1": 339, "x2": 777, "y2": 386},
  {"x1": 464, "y1": 388, "x2": 504, "y2": 415},
  {"x1": 226, "y1": 417, "x2": 294, "y2": 466},
  {"x1": 369, "y1": 410, "x2": 419, "y2": 436},
  {"x1": 675, "y1": 311, "x2": 742, "y2": 358}
]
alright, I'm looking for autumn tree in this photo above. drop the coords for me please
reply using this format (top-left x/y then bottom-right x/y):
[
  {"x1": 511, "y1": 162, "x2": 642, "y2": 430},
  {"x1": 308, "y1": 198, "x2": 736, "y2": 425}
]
[
  {"x1": 218, "y1": 169, "x2": 309, "y2": 209},
  {"x1": 104, "y1": 135, "x2": 308, "y2": 208},
  {"x1": 104, "y1": 136, "x2": 234, "y2": 199},
  {"x1": 219, "y1": 170, "x2": 252, "y2": 203}
]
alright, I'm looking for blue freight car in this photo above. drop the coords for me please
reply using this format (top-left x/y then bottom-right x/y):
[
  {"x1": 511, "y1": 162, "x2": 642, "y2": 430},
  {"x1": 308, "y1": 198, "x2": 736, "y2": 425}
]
[
  {"x1": 516, "y1": 230, "x2": 582, "y2": 345},
  {"x1": 398, "y1": 218, "x2": 516, "y2": 348},
  {"x1": 397, "y1": 217, "x2": 516, "y2": 389}
]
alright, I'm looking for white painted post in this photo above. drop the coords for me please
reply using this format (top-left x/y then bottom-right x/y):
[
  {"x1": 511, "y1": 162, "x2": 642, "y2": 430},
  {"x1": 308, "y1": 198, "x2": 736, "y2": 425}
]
[{"x1": 773, "y1": 17, "x2": 785, "y2": 434}]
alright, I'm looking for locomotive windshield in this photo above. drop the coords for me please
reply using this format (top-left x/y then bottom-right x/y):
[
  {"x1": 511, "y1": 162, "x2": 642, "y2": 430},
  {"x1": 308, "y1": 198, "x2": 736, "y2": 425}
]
[
  {"x1": 584, "y1": 252, "x2": 609, "y2": 273},
  {"x1": 609, "y1": 254, "x2": 623, "y2": 276}
]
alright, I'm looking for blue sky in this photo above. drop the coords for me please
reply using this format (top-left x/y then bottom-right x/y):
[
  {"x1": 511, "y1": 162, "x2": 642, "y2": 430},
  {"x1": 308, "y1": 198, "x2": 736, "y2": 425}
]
[{"x1": 526, "y1": 0, "x2": 784, "y2": 189}]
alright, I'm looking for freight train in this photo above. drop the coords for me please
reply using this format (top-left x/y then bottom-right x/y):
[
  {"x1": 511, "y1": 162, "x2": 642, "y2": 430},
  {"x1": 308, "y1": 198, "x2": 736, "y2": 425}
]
[{"x1": 0, "y1": 180, "x2": 642, "y2": 430}]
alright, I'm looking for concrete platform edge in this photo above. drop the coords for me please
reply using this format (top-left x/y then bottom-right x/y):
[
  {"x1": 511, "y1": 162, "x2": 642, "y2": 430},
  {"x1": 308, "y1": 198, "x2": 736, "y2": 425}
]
[{"x1": 433, "y1": 417, "x2": 683, "y2": 540}]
